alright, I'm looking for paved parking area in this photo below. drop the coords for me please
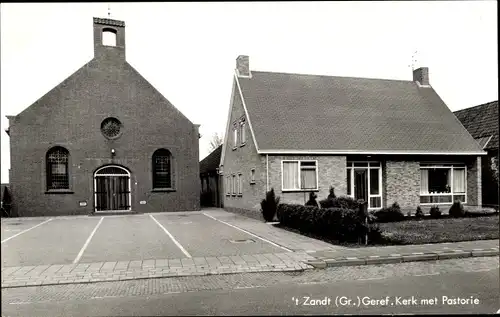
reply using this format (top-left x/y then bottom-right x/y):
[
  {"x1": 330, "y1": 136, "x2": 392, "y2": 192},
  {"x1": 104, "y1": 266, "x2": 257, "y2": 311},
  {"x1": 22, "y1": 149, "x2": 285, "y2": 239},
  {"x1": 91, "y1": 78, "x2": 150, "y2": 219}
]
[{"x1": 1, "y1": 211, "x2": 284, "y2": 268}]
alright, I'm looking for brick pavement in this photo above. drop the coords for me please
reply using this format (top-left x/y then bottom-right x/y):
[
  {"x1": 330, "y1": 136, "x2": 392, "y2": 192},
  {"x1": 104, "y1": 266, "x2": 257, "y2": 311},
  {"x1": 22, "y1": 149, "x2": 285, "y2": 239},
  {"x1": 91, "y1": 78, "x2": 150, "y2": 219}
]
[{"x1": 1, "y1": 252, "x2": 316, "y2": 288}]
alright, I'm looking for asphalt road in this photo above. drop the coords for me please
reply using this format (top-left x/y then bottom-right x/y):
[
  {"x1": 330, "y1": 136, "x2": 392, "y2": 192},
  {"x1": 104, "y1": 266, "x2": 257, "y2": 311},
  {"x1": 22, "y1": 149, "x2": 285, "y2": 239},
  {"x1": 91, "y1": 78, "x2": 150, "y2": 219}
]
[{"x1": 2, "y1": 257, "x2": 499, "y2": 316}]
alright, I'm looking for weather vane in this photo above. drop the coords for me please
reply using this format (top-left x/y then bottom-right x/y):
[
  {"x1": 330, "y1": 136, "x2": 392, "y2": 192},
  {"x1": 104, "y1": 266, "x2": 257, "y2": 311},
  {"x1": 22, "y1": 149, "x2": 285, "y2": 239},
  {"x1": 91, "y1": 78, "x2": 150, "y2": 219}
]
[{"x1": 408, "y1": 50, "x2": 418, "y2": 71}]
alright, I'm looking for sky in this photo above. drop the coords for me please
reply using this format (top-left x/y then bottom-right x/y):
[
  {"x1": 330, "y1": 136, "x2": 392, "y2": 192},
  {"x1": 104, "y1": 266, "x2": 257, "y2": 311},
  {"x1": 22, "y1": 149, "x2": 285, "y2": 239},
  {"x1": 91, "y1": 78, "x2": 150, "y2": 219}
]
[{"x1": 0, "y1": 1, "x2": 498, "y2": 184}]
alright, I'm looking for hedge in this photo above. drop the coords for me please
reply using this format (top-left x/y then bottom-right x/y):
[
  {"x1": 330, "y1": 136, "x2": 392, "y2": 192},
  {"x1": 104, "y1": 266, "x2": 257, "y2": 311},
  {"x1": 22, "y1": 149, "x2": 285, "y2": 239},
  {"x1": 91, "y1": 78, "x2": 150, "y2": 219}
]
[{"x1": 277, "y1": 203, "x2": 381, "y2": 243}]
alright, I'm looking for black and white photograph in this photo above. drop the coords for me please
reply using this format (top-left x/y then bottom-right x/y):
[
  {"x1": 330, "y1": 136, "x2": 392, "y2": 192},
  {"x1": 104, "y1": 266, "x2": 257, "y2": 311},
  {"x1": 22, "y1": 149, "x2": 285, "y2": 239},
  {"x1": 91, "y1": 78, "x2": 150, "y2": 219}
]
[{"x1": 1, "y1": 1, "x2": 498, "y2": 316}]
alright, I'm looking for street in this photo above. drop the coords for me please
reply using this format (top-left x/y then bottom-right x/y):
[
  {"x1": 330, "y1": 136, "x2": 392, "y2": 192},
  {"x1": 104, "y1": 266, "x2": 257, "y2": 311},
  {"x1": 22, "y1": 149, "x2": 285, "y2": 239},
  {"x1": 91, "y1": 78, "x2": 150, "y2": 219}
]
[{"x1": 2, "y1": 256, "x2": 499, "y2": 316}]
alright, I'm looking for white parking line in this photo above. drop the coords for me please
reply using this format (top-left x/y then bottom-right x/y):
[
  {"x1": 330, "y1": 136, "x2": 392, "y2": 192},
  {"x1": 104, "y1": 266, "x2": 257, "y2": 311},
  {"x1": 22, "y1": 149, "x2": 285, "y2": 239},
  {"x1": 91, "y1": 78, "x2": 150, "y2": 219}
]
[
  {"x1": 149, "y1": 215, "x2": 191, "y2": 258},
  {"x1": 1, "y1": 218, "x2": 53, "y2": 244},
  {"x1": 73, "y1": 217, "x2": 104, "y2": 264},
  {"x1": 202, "y1": 212, "x2": 293, "y2": 253}
]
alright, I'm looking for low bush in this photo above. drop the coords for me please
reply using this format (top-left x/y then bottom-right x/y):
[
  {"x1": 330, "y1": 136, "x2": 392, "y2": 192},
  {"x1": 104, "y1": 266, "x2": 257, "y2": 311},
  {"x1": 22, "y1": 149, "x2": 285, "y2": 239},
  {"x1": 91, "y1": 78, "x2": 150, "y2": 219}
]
[
  {"x1": 430, "y1": 205, "x2": 441, "y2": 218},
  {"x1": 261, "y1": 188, "x2": 280, "y2": 222},
  {"x1": 449, "y1": 200, "x2": 466, "y2": 218},
  {"x1": 415, "y1": 206, "x2": 424, "y2": 218},
  {"x1": 319, "y1": 196, "x2": 360, "y2": 210},
  {"x1": 373, "y1": 202, "x2": 405, "y2": 223},
  {"x1": 327, "y1": 186, "x2": 336, "y2": 200},
  {"x1": 305, "y1": 192, "x2": 319, "y2": 207},
  {"x1": 277, "y1": 203, "x2": 378, "y2": 242}
]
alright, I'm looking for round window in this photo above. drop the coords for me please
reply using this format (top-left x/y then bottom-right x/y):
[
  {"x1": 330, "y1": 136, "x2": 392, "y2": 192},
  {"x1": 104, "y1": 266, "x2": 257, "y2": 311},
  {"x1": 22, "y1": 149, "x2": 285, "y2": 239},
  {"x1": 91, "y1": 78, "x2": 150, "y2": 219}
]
[{"x1": 101, "y1": 117, "x2": 122, "y2": 139}]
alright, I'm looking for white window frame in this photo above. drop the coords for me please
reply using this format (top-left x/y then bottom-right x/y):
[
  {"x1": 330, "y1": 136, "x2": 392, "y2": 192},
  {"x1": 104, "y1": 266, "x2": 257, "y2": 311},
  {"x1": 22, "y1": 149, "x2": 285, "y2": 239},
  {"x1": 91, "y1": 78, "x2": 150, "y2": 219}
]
[
  {"x1": 226, "y1": 176, "x2": 230, "y2": 196},
  {"x1": 419, "y1": 164, "x2": 467, "y2": 205},
  {"x1": 346, "y1": 161, "x2": 382, "y2": 210},
  {"x1": 233, "y1": 124, "x2": 238, "y2": 149},
  {"x1": 281, "y1": 160, "x2": 319, "y2": 192},
  {"x1": 232, "y1": 174, "x2": 236, "y2": 196},
  {"x1": 250, "y1": 168, "x2": 256, "y2": 184},
  {"x1": 240, "y1": 120, "x2": 246, "y2": 146},
  {"x1": 237, "y1": 173, "x2": 243, "y2": 196}
]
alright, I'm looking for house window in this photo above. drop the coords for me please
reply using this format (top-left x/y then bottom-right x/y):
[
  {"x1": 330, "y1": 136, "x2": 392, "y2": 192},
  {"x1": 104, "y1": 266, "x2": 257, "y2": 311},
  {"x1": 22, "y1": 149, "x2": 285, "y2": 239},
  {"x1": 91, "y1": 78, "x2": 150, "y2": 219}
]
[
  {"x1": 250, "y1": 168, "x2": 256, "y2": 184},
  {"x1": 232, "y1": 174, "x2": 236, "y2": 196},
  {"x1": 237, "y1": 173, "x2": 243, "y2": 196},
  {"x1": 233, "y1": 124, "x2": 238, "y2": 149},
  {"x1": 240, "y1": 119, "x2": 246, "y2": 145},
  {"x1": 282, "y1": 160, "x2": 318, "y2": 191},
  {"x1": 346, "y1": 161, "x2": 382, "y2": 210},
  {"x1": 46, "y1": 146, "x2": 70, "y2": 190},
  {"x1": 226, "y1": 176, "x2": 230, "y2": 196},
  {"x1": 153, "y1": 149, "x2": 172, "y2": 189},
  {"x1": 420, "y1": 164, "x2": 466, "y2": 204}
]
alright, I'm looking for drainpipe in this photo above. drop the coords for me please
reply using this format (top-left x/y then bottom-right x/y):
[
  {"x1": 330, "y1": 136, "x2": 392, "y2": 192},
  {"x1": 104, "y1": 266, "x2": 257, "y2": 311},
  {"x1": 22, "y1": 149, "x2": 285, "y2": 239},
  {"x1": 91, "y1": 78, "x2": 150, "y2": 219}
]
[{"x1": 266, "y1": 154, "x2": 269, "y2": 193}]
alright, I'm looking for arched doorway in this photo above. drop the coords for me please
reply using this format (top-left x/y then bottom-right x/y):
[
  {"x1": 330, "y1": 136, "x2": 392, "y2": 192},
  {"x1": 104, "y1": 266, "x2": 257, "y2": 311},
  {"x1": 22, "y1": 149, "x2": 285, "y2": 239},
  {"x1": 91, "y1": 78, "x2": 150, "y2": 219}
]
[{"x1": 94, "y1": 165, "x2": 131, "y2": 212}]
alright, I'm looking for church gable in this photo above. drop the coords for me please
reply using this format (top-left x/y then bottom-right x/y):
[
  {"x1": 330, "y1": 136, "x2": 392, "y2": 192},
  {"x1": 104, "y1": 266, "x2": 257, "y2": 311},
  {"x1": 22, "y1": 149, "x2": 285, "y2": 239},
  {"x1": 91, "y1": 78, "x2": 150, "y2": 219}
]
[{"x1": 9, "y1": 17, "x2": 194, "y2": 137}]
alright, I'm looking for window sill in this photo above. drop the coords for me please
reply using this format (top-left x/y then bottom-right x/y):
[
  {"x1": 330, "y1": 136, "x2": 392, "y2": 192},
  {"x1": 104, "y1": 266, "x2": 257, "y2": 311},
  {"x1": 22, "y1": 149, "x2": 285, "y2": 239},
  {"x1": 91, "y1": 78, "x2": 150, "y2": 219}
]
[
  {"x1": 250, "y1": 181, "x2": 256, "y2": 185},
  {"x1": 282, "y1": 189, "x2": 319, "y2": 193},
  {"x1": 45, "y1": 190, "x2": 74, "y2": 194},
  {"x1": 232, "y1": 147, "x2": 237, "y2": 151},
  {"x1": 240, "y1": 143, "x2": 246, "y2": 147},
  {"x1": 152, "y1": 188, "x2": 176, "y2": 193},
  {"x1": 237, "y1": 194, "x2": 242, "y2": 197}
]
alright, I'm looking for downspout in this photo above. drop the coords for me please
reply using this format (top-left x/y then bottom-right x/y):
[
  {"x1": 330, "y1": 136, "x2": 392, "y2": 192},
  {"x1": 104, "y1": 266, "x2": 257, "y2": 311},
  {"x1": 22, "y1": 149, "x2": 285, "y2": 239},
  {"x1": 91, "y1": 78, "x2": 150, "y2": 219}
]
[{"x1": 266, "y1": 154, "x2": 269, "y2": 193}]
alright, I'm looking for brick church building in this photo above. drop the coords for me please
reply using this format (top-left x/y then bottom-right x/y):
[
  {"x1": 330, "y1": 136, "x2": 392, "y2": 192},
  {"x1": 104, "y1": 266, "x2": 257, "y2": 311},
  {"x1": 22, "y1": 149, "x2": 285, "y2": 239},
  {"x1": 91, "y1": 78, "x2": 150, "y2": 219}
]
[{"x1": 5, "y1": 17, "x2": 201, "y2": 216}]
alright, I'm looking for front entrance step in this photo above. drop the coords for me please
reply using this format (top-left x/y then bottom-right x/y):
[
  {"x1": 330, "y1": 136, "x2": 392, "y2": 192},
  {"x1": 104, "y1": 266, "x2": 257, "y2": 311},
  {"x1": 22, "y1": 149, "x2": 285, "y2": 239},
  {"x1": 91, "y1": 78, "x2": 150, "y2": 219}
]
[{"x1": 91, "y1": 211, "x2": 140, "y2": 216}]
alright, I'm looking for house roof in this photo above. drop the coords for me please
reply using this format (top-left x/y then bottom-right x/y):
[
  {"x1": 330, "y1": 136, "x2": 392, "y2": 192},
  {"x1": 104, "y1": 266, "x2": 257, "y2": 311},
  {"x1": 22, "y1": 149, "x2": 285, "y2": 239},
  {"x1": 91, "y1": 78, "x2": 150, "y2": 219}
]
[
  {"x1": 200, "y1": 145, "x2": 222, "y2": 174},
  {"x1": 237, "y1": 71, "x2": 485, "y2": 154},
  {"x1": 454, "y1": 101, "x2": 499, "y2": 150}
]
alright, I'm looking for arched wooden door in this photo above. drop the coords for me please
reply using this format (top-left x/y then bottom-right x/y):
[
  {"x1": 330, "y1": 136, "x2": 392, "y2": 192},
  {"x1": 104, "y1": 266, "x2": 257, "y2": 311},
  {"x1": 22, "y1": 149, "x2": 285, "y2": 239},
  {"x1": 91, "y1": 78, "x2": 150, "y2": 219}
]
[{"x1": 94, "y1": 165, "x2": 131, "y2": 212}]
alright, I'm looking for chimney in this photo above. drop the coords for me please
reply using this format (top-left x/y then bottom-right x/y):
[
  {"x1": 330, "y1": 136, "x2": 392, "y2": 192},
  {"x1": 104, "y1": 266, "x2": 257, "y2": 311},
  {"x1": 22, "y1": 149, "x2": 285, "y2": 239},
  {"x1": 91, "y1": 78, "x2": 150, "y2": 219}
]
[
  {"x1": 413, "y1": 67, "x2": 430, "y2": 86},
  {"x1": 93, "y1": 17, "x2": 126, "y2": 61},
  {"x1": 236, "y1": 55, "x2": 251, "y2": 77}
]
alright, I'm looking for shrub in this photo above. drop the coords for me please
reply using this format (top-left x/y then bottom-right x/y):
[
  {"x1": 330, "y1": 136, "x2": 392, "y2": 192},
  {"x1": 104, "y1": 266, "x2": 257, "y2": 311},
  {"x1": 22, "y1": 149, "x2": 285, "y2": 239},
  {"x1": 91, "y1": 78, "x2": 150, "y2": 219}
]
[
  {"x1": 327, "y1": 186, "x2": 336, "y2": 200},
  {"x1": 277, "y1": 203, "x2": 371, "y2": 242},
  {"x1": 373, "y1": 202, "x2": 405, "y2": 223},
  {"x1": 319, "y1": 196, "x2": 360, "y2": 210},
  {"x1": 415, "y1": 206, "x2": 424, "y2": 218},
  {"x1": 430, "y1": 205, "x2": 441, "y2": 218},
  {"x1": 305, "y1": 192, "x2": 319, "y2": 207},
  {"x1": 449, "y1": 200, "x2": 465, "y2": 218},
  {"x1": 261, "y1": 188, "x2": 280, "y2": 222}
]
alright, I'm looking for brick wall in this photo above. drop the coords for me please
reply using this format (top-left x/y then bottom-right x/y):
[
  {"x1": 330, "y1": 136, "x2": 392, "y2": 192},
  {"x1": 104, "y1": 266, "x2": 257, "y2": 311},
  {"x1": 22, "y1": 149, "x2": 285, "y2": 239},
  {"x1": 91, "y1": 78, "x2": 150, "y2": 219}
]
[
  {"x1": 384, "y1": 160, "x2": 420, "y2": 210},
  {"x1": 7, "y1": 24, "x2": 200, "y2": 216},
  {"x1": 467, "y1": 156, "x2": 482, "y2": 207},
  {"x1": 268, "y1": 155, "x2": 347, "y2": 205},
  {"x1": 221, "y1": 78, "x2": 267, "y2": 218}
]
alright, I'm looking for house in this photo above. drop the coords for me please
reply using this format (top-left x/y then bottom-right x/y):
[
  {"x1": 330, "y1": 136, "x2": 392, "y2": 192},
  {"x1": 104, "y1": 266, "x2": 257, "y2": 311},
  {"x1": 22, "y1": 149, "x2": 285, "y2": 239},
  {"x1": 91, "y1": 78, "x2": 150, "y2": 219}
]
[
  {"x1": 200, "y1": 145, "x2": 223, "y2": 208},
  {"x1": 454, "y1": 101, "x2": 499, "y2": 208},
  {"x1": 219, "y1": 55, "x2": 486, "y2": 219},
  {"x1": 4, "y1": 17, "x2": 201, "y2": 216}
]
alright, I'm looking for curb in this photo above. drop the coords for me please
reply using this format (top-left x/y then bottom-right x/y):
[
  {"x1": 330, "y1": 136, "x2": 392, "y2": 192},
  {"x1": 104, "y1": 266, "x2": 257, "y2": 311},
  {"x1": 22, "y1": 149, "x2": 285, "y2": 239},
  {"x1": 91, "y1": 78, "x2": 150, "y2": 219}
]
[{"x1": 305, "y1": 248, "x2": 499, "y2": 269}]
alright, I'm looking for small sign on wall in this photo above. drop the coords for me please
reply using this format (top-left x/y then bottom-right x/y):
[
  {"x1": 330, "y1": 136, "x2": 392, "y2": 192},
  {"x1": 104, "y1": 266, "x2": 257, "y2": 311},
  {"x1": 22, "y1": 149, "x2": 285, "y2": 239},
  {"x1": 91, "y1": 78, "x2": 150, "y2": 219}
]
[
  {"x1": 79, "y1": 201, "x2": 87, "y2": 207},
  {"x1": 140, "y1": 201, "x2": 147, "y2": 205}
]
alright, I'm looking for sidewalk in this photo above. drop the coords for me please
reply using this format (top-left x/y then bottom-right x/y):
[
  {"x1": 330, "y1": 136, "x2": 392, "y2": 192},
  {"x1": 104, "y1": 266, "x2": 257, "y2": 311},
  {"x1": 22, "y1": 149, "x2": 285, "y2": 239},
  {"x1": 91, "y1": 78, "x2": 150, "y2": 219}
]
[
  {"x1": 305, "y1": 239, "x2": 499, "y2": 268},
  {"x1": 1, "y1": 252, "x2": 316, "y2": 288}
]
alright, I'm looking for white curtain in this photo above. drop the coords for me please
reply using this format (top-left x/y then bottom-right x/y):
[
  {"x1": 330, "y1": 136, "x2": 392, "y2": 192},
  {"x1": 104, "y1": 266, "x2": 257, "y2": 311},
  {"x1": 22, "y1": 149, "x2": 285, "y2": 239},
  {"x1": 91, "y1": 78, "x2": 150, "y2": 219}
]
[
  {"x1": 301, "y1": 169, "x2": 317, "y2": 189},
  {"x1": 453, "y1": 169, "x2": 466, "y2": 193},
  {"x1": 283, "y1": 162, "x2": 299, "y2": 189},
  {"x1": 420, "y1": 169, "x2": 429, "y2": 194}
]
